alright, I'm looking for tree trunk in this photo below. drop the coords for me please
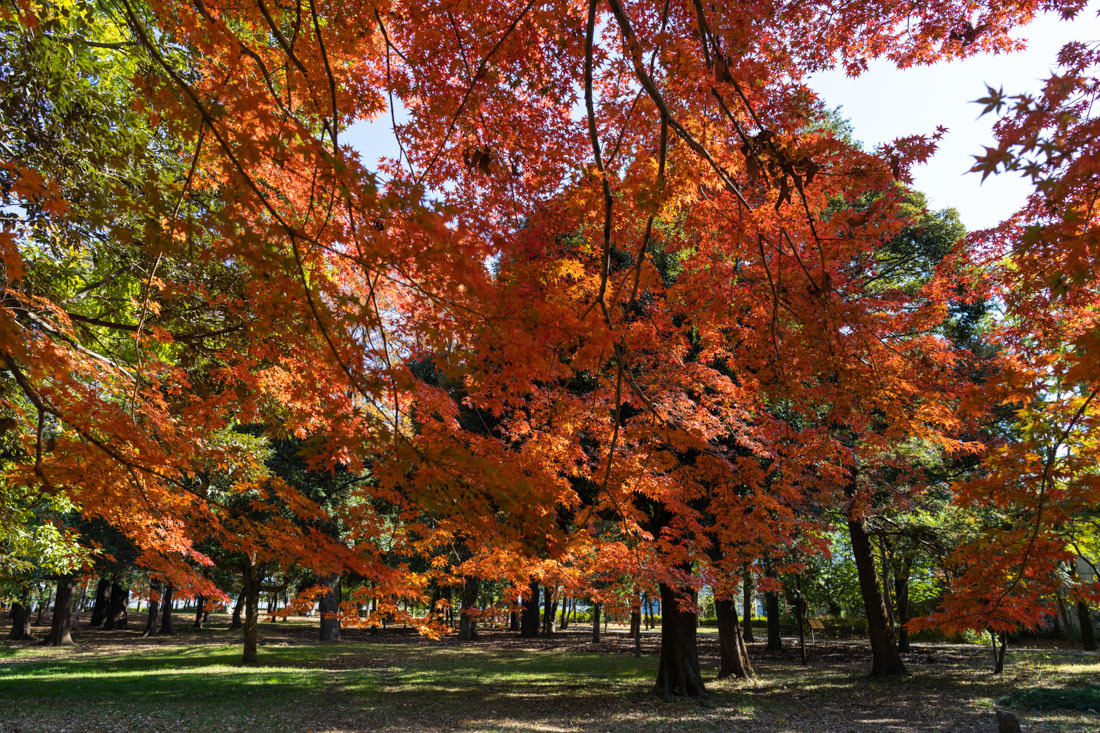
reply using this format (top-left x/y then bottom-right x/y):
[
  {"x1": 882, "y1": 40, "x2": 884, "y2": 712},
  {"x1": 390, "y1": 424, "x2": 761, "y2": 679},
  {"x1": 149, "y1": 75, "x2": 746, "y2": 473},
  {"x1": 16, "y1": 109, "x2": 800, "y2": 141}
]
[
  {"x1": 541, "y1": 586, "x2": 554, "y2": 635},
  {"x1": 75, "y1": 580, "x2": 87, "y2": 615},
  {"x1": 8, "y1": 596, "x2": 33, "y2": 640},
  {"x1": 559, "y1": 597, "x2": 570, "y2": 630},
  {"x1": 43, "y1": 576, "x2": 75, "y2": 646},
  {"x1": 765, "y1": 590, "x2": 782, "y2": 651},
  {"x1": 995, "y1": 710, "x2": 1022, "y2": 733},
  {"x1": 1076, "y1": 601, "x2": 1097, "y2": 651},
  {"x1": 193, "y1": 595, "x2": 206, "y2": 630},
  {"x1": 794, "y1": 597, "x2": 808, "y2": 665},
  {"x1": 848, "y1": 513, "x2": 906, "y2": 675},
  {"x1": 509, "y1": 610, "x2": 520, "y2": 632},
  {"x1": 458, "y1": 576, "x2": 480, "y2": 641},
  {"x1": 894, "y1": 559, "x2": 911, "y2": 653},
  {"x1": 89, "y1": 578, "x2": 110, "y2": 626},
  {"x1": 1056, "y1": 590, "x2": 1074, "y2": 640},
  {"x1": 629, "y1": 608, "x2": 641, "y2": 639},
  {"x1": 241, "y1": 563, "x2": 260, "y2": 665},
  {"x1": 230, "y1": 594, "x2": 244, "y2": 630},
  {"x1": 742, "y1": 569, "x2": 755, "y2": 642},
  {"x1": 991, "y1": 629, "x2": 1008, "y2": 674},
  {"x1": 318, "y1": 575, "x2": 342, "y2": 642},
  {"x1": 159, "y1": 585, "x2": 174, "y2": 635},
  {"x1": 520, "y1": 580, "x2": 540, "y2": 638},
  {"x1": 591, "y1": 601, "x2": 601, "y2": 643},
  {"x1": 102, "y1": 582, "x2": 129, "y2": 630},
  {"x1": 716, "y1": 599, "x2": 753, "y2": 679},
  {"x1": 654, "y1": 582, "x2": 706, "y2": 697},
  {"x1": 878, "y1": 537, "x2": 896, "y2": 631},
  {"x1": 142, "y1": 580, "x2": 161, "y2": 638}
]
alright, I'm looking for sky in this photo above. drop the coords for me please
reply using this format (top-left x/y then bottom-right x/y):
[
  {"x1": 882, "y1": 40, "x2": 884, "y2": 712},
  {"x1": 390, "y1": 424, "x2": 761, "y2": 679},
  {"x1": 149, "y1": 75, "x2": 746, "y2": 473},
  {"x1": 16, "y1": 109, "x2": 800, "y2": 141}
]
[
  {"x1": 347, "y1": 5, "x2": 1100, "y2": 233},
  {"x1": 809, "y1": 5, "x2": 1100, "y2": 231}
]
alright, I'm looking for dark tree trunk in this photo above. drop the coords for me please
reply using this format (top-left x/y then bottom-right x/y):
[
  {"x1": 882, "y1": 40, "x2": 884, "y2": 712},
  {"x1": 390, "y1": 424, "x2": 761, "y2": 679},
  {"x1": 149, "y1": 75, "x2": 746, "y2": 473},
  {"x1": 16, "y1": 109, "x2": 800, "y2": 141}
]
[
  {"x1": 43, "y1": 577, "x2": 75, "y2": 646},
  {"x1": 541, "y1": 587, "x2": 554, "y2": 635},
  {"x1": 458, "y1": 576, "x2": 480, "y2": 641},
  {"x1": 742, "y1": 569, "x2": 755, "y2": 642},
  {"x1": 794, "y1": 597, "x2": 808, "y2": 665},
  {"x1": 765, "y1": 590, "x2": 782, "y2": 651},
  {"x1": 142, "y1": 580, "x2": 161, "y2": 638},
  {"x1": 159, "y1": 585, "x2": 174, "y2": 635},
  {"x1": 241, "y1": 563, "x2": 260, "y2": 665},
  {"x1": 509, "y1": 610, "x2": 520, "y2": 632},
  {"x1": 591, "y1": 601, "x2": 601, "y2": 643},
  {"x1": 318, "y1": 575, "x2": 342, "y2": 642},
  {"x1": 716, "y1": 599, "x2": 753, "y2": 679},
  {"x1": 559, "y1": 597, "x2": 570, "y2": 630},
  {"x1": 655, "y1": 582, "x2": 706, "y2": 697},
  {"x1": 878, "y1": 537, "x2": 896, "y2": 631},
  {"x1": 995, "y1": 710, "x2": 1022, "y2": 733},
  {"x1": 894, "y1": 559, "x2": 911, "y2": 653},
  {"x1": 193, "y1": 596, "x2": 205, "y2": 630},
  {"x1": 230, "y1": 594, "x2": 244, "y2": 630},
  {"x1": 1076, "y1": 601, "x2": 1097, "y2": 651},
  {"x1": 75, "y1": 580, "x2": 87, "y2": 615},
  {"x1": 90, "y1": 578, "x2": 110, "y2": 626},
  {"x1": 991, "y1": 629, "x2": 1008, "y2": 674},
  {"x1": 629, "y1": 608, "x2": 641, "y2": 638},
  {"x1": 848, "y1": 513, "x2": 906, "y2": 675},
  {"x1": 520, "y1": 580, "x2": 540, "y2": 638},
  {"x1": 102, "y1": 582, "x2": 129, "y2": 630},
  {"x1": 8, "y1": 597, "x2": 33, "y2": 640}
]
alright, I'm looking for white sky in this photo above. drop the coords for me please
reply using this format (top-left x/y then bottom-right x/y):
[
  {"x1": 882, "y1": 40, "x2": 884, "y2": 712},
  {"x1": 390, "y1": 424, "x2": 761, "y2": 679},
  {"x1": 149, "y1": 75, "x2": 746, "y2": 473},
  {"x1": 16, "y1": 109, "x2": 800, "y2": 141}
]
[
  {"x1": 809, "y1": 5, "x2": 1100, "y2": 230},
  {"x1": 347, "y1": 5, "x2": 1100, "y2": 232}
]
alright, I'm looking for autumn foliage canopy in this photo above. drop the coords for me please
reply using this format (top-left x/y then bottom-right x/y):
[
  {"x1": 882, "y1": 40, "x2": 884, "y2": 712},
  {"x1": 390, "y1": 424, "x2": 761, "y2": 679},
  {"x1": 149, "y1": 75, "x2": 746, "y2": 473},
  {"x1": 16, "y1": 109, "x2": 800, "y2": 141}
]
[{"x1": 0, "y1": 0, "x2": 1097, "y2": 651}]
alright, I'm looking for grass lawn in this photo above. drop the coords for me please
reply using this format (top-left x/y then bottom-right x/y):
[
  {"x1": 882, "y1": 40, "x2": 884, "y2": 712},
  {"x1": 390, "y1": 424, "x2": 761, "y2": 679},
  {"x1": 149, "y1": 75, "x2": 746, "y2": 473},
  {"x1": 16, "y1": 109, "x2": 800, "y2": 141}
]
[{"x1": 1, "y1": 615, "x2": 1098, "y2": 731}]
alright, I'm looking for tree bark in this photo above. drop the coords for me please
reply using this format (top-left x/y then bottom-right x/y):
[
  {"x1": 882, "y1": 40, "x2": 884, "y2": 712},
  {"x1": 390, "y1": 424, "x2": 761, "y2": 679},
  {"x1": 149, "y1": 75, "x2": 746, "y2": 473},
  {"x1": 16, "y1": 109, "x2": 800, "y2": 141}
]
[
  {"x1": 1076, "y1": 600, "x2": 1096, "y2": 651},
  {"x1": 89, "y1": 577, "x2": 110, "y2": 626},
  {"x1": 559, "y1": 597, "x2": 570, "y2": 630},
  {"x1": 541, "y1": 586, "x2": 554, "y2": 635},
  {"x1": 458, "y1": 576, "x2": 480, "y2": 641},
  {"x1": 655, "y1": 582, "x2": 706, "y2": 697},
  {"x1": 142, "y1": 579, "x2": 161, "y2": 638},
  {"x1": 509, "y1": 610, "x2": 520, "y2": 632},
  {"x1": 193, "y1": 595, "x2": 205, "y2": 630},
  {"x1": 742, "y1": 568, "x2": 755, "y2": 642},
  {"x1": 848, "y1": 512, "x2": 906, "y2": 675},
  {"x1": 43, "y1": 576, "x2": 75, "y2": 646},
  {"x1": 894, "y1": 558, "x2": 911, "y2": 653},
  {"x1": 520, "y1": 580, "x2": 540, "y2": 638},
  {"x1": 765, "y1": 590, "x2": 782, "y2": 651},
  {"x1": 230, "y1": 594, "x2": 244, "y2": 630},
  {"x1": 102, "y1": 582, "x2": 129, "y2": 630},
  {"x1": 8, "y1": 595, "x2": 33, "y2": 640},
  {"x1": 241, "y1": 562, "x2": 260, "y2": 665},
  {"x1": 159, "y1": 585, "x2": 174, "y2": 635},
  {"x1": 995, "y1": 710, "x2": 1022, "y2": 733},
  {"x1": 716, "y1": 598, "x2": 753, "y2": 679},
  {"x1": 591, "y1": 601, "x2": 601, "y2": 643},
  {"x1": 318, "y1": 575, "x2": 342, "y2": 642},
  {"x1": 991, "y1": 629, "x2": 1008, "y2": 674},
  {"x1": 794, "y1": 596, "x2": 808, "y2": 665}
]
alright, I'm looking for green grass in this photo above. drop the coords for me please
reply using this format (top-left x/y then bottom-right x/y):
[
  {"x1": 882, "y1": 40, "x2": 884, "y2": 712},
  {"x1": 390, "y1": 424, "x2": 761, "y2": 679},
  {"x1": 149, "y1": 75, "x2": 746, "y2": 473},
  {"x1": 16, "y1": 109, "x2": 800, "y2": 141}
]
[
  {"x1": 2, "y1": 626, "x2": 1098, "y2": 731},
  {"x1": 999, "y1": 686, "x2": 1100, "y2": 713}
]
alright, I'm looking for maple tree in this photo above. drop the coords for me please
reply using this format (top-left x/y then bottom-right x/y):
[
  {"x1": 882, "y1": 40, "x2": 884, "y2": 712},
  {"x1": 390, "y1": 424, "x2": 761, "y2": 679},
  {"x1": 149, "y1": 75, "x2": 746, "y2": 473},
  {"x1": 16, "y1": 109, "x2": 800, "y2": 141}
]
[{"x1": 1, "y1": 0, "x2": 1096, "y2": 691}]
